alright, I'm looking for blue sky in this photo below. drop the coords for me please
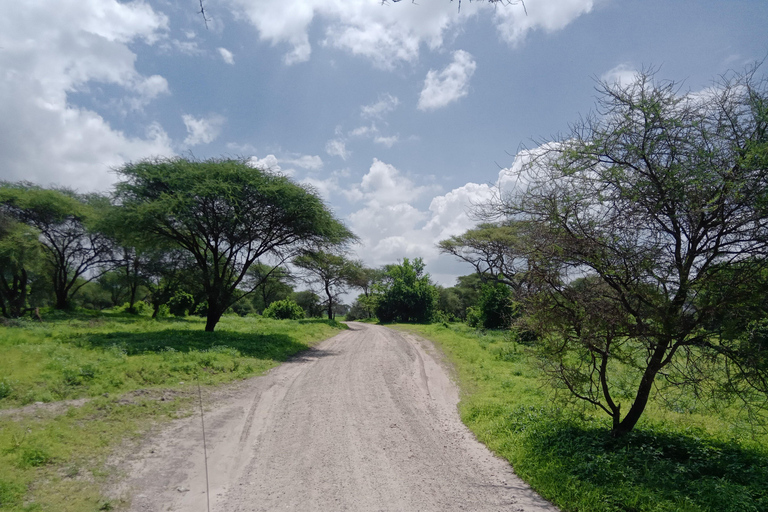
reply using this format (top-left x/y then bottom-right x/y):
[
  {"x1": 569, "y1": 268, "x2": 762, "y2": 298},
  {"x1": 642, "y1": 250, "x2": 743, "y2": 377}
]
[{"x1": 2, "y1": 0, "x2": 767, "y2": 286}]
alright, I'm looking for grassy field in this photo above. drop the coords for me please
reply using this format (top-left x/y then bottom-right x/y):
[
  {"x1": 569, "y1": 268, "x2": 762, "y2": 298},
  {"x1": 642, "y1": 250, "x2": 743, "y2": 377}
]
[
  {"x1": 397, "y1": 323, "x2": 768, "y2": 512},
  {"x1": 0, "y1": 311, "x2": 346, "y2": 511}
]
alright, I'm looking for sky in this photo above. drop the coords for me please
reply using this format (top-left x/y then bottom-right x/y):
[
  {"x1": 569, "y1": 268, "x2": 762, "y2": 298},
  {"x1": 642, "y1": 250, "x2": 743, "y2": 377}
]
[{"x1": 2, "y1": 0, "x2": 767, "y2": 289}]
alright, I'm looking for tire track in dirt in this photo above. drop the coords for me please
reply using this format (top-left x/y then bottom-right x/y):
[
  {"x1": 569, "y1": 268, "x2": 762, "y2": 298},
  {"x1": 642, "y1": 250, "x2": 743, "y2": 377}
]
[{"x1": 118, "y1": 323, "x2": 558, "y2": 512}]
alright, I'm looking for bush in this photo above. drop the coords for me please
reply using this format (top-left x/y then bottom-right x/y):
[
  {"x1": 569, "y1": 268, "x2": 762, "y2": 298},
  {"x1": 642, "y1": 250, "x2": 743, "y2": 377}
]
[
  {"x1": 230, "y1": 299, "x2": 255, "y2": 317},
  {"x1": 263, "y1": 299, "x2": 305, "y2": 320},
  {"x1": 114, "y1": 300, "x2": 153, "y2": 316},
  {"x1": 167, "y1": 291, "x2": 194, "y2": 317}
]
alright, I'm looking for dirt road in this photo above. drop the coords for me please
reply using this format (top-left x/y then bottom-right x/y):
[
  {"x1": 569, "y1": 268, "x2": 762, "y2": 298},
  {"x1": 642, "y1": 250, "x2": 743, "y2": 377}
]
[{"x1": 121, "y1": 322, "x2": 558, "y2": 512}]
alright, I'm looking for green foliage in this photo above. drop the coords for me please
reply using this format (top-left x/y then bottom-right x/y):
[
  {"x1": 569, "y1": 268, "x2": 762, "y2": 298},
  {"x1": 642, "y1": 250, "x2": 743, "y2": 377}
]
[
  {"x1": 263, "y1": 299, "x2": 305, "y2": 320},
  {"x1": 345, "y1": 297, "x2": 372, "y2": 321},
  {"x1": 465, "y1": 305, "x2": 482, "y2": 328},
  {"x1": 293, "y1": 250, "x2": 356, "y2": 320},
  {"x1": 0, "y1": 183, "x2": 114, "y2": 310},
  {"x1": 114, "y1": 157, "x2": 356, "y2": 331},
  {"x1": 373, "y1": 258, "x2": 438, "y2": 323},
  {"x1": 167, "y1": 291, "x2": 194, "y2": 317},
  {"x1": 291, "y1": 290, "x2": 323, "y2": 318},
  {"x1": 400, "y1": 323, "x2": 768, "y2": 512},
  {"x1": 473, "y1": 281, "x2": 516, "y2": 329},
  {"x1": 438, "y1": 221, "x2": 530, "y2": 288},
  {"x1": 466, "y1": 68, "x2": 768, "y2": 435},
  {"x1": 247, "y1": 263, "x2": 293, "y2": 313}
]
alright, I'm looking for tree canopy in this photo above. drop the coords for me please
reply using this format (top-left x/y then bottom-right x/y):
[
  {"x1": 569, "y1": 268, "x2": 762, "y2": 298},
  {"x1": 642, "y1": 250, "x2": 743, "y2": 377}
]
[
  {"x1": 0, "y1": 183, "x2": 114, "y2": 309},
  {"x1": 114, "y1": 157, "x2": 356, "y2": 331},
  {"x1": 374, "y1": 257, "x2": 438, "y2": 323},
  {"x1": 293, "y1": 250, "x2": 356, "y2": 320},
  {"x1": 465, "y1": 67, "x2": 768, "y2": 435}
]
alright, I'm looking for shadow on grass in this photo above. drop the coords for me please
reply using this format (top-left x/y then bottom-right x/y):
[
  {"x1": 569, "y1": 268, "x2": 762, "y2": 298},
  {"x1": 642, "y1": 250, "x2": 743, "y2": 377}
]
[
  {"x1": 513, "y1": 408, "x2": 768, "y2": 511},
  {"x1": 78, "y1": 329, "x2": 313, "y2": 361}
]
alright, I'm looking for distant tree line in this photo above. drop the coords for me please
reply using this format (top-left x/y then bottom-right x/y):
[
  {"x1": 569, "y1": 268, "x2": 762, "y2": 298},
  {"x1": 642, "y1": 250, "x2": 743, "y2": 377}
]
[{"x1": 0, "y1": 157, "x2": 356, "y2": 331}]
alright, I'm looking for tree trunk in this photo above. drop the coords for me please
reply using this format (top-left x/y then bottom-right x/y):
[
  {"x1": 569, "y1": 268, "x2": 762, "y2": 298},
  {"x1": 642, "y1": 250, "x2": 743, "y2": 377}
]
[
  {"x1": 55, "y1": 289, "x2": 69, "y2": 310},
  {"x1": 205, "y1": 304, "x2": 224, "y2": 332},
  {"x1": 612, "y1": 349, "x2": 666, "y2": 436}
]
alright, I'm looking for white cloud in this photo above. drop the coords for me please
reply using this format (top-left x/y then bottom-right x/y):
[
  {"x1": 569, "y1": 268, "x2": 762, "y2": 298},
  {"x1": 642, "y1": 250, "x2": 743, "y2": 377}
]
[
  {"x1": 601, "y1": 63, "x2": 638, "y2": 86},
  {"x1": 218, "y1": 47, "x2": 235, "y2": 64},
  {"x1": 418, "y1": 50, "x2": 476, "y2": 111},
  {"x1": 325, "y1": 138, "x2": 350, "y2": 160},
  {"x1": 361, "y1": 94, "x2": 399, "y2": 118},
  {"x1": 343, "y1": 151, "x2": 548, "y2": 284},
  {"x1": 246, "y1": 153, "x2": 323, "y2": 177},
  {"x1": 282, "y1": 154, "x2": 324, "y2": 170},
  {"x1": 182, "y1": 114, "x2": 226, "y2": 146},
  {"x1": 225, "y1": 0, "x2": 593, "y2": 68},
  {"x1": 374, "y1": 135, "x2": 399, "y2": 148},
  {"x1": 493, "y1": 0, "x2": 594, "y2": 45},
  {"x1": 247, "y1": 154, "x2": 295, "y2": 176},
  {"x1": 0, "y1": 0, "x2": 173, "y2": 192},
  {"x1": 349, "y1": 125, "x2": 375, "y2": 138}
]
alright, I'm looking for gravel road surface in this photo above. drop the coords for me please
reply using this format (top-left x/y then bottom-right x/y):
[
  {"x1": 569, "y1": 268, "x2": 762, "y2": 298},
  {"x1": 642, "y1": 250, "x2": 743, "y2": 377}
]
[{"x1": 121, "y1": 322, "x2": 559, "y2": 512}]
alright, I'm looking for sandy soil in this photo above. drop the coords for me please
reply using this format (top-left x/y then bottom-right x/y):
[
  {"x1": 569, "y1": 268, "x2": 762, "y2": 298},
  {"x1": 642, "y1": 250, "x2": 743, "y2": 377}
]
[{"x1": 117, "y1": 322, "x2": 559, "y2": 512}]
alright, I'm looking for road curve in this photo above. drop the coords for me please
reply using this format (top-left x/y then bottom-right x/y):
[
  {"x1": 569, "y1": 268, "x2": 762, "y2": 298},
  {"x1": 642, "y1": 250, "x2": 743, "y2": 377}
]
[{"x1": 121, "y1": 322, "x2": 558, "y2": 512}]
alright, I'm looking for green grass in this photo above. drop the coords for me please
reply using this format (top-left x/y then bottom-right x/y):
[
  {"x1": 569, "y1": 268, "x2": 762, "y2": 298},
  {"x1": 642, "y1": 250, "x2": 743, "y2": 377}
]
[
  {"x1": 0, "y1": 312, "x2": 346, "y2": 511},
  {"x1": 396, "y1": 323, "x2": 768, "y2": 512}
]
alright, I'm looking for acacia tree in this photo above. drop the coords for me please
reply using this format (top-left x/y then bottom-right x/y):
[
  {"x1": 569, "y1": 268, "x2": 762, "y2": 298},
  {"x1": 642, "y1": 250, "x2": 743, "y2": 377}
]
[
  {"x1": 246, "y1": 262, "x2": 294, "y2": 313},
  {"x1": 0, "y1": 184, "x2": 114, "y2": 309},
  {"x1": 484, "y1": 67, "x2": 768, "y2": 435},
  {"x1": 293, "y1": 251, "x2": 355, "y2": 320},
  {"x1": 438, "y1": 221, "x2": 531, "y2": 289},
  {"x1": 0, "y1": 215, "x2": 41, "y2": 317},
  {"x1": 114, "y1": 157, "x2": 355, "y2": 331},
  {"x1": 345, "y1": 262, "x2": 385, "y2": 319}
]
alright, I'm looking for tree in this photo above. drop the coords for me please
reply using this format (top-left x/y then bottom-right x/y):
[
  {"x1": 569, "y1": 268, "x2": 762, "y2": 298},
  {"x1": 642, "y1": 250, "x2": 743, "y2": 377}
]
[
  {"x1": 374, "y1": 258, "x2": 438, "y2": 323},
  {"x1": 114, "y1": 157, "x2": 355, "y2": 331},
  {"x1": 0, "y1": 215, "x2": 41, "y2": 317},
  {"x1": 291, "y1": 290, "x2": 323, "y2": 318},
  {"x1": 0, "y1": 184, "x2": 114, "y2": 309},
  {"x1": 438, "y1": 221, "x2": 531, "y2": 290},
  {"x1": 467, "y1": 281, "x2": 516, "y2": 329},
  {"x1": 246, "y1": 262, "x2": 294, "y2": 313},
  {"x1": 482, "y1": 67, "x2": 768, "y2": 435},
  {"x1": 293, "y1": 250, "x2": 355, "y2": 320},
  {"x1": 346, "y1": 262, "x2": 385, "y2": 319}
]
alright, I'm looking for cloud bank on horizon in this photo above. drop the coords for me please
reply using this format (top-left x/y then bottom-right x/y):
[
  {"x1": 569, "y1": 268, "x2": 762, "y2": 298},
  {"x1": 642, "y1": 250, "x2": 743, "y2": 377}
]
[{"x1": 1, "y1": 0, "x2": 766, "y2": 286}]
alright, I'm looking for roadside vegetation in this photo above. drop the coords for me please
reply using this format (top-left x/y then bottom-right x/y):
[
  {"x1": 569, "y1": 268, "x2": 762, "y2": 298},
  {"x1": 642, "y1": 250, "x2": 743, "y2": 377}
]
[
  {"x1": 398, "y1": 323, "x2": 768, "y2": 512},
  {"x1": 0, "y1": 311, "x2": 346, "y2": 511}
]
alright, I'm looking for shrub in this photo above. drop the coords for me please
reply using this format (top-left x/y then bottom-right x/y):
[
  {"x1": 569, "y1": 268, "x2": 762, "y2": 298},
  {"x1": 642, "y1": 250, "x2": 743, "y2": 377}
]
[
  {"x1": 263, "y1": 299, "x2": 305, "y2": 320},
  {"x1": 167, "y1": 291, "x2": 194, "y2": 317}
]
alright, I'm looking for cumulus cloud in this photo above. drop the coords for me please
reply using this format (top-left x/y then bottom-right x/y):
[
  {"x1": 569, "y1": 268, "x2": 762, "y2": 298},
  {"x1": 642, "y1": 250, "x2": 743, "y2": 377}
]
[
  {"x1": 225, "y1": 0, "x2": 593, "y2": 68},
  {"x1": 340, "y1": 150, "x2": 552, "y2": 284},
  {"x1": 418, "y1": 50, "x2": 476, "y2": 111},
  {"x1": 218, "y1": 47, "x2": 235, "y2": 64},
  {"x1": 493, "y1": 0, "x2": 594, "y2": 45},
  {"x1": 182, "y1": 114, "x2": 226, "y2": 146},
  {"x1": 0, "y1": 0, "x2": 173, "y2": 191},
  {"x1": 326, "y1": 138, "x2": 350, "y2": 160},
  {"x1": 246, "y1": 153, "x2": 323, "y2": 177}
]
